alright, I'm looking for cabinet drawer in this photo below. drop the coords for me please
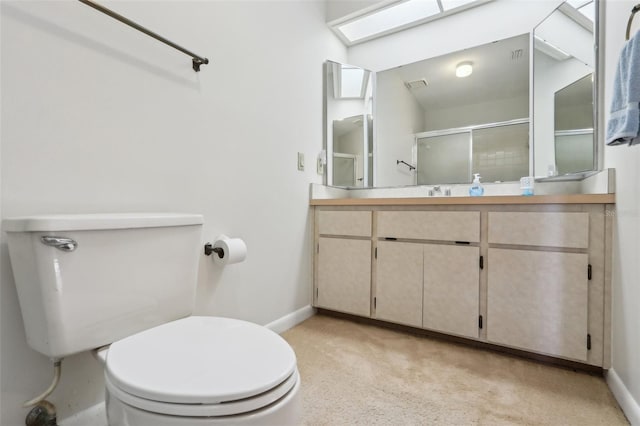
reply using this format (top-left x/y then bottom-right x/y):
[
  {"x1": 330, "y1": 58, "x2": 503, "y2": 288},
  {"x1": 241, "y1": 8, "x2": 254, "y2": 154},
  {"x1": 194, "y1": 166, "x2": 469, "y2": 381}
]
[
  {"x1": 488, "y1": 212, "x2": 588, "y2": 248},
  {"x1": 317, "y1": 211, "x2": 371, "y2": 237},
  {"x1": 378, "y1": 211, "x2": 479, "y2": 242}
]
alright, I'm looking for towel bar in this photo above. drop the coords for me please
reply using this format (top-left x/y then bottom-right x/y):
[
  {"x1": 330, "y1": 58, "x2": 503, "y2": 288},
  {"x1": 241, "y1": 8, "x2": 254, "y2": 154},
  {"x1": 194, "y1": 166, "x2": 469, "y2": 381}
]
[
  {"x1": 78, "y1": 0, "x2": 209, "y2": 71},
  {"x1": 396, "y1": 160, "x2": 416, "y2": 171},
  {"x1": 626, "y1": 3, "x2": 640, "y2": 40}
]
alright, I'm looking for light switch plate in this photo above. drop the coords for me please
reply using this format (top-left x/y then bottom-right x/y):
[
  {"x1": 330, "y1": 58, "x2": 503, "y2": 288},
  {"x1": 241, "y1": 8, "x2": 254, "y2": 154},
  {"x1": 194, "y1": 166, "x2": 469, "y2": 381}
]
[{"x1": 297, "y1": 152, "x2": 304, "y2": 171}]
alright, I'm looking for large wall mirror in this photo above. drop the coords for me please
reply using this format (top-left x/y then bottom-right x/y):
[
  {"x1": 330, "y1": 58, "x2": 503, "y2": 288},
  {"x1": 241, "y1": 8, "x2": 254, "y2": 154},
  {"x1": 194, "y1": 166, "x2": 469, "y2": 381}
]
[
  {"x1": 377, "y1": 34, "x2": 530, "y2": 186},
  {"x1": 323, "y1": 0, "x2": 598, "y2": 188}
]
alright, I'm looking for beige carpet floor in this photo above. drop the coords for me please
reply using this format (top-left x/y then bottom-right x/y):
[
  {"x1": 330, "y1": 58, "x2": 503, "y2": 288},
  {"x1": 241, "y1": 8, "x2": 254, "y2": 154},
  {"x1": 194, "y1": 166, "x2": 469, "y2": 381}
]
[{"x1": 281, "y1": 314, "x2": 628, "y2": 426}]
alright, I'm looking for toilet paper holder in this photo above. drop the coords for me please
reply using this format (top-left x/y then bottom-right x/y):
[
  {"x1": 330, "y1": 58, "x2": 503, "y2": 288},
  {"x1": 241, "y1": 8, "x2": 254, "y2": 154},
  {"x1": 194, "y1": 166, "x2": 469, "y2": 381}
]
[{"x1": 203, "y1": 243, "x2": 224, "y2": 259}]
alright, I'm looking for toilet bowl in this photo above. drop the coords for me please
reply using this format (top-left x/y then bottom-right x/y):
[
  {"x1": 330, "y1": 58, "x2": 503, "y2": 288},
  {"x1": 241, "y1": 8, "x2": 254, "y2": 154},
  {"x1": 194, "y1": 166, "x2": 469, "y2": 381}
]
[
  {"x1": 98, "y1": 316, "x2": 301, "y2": 426},
  {"x1": 2, "y1": 213, "x2": 301, "y2": 426}
]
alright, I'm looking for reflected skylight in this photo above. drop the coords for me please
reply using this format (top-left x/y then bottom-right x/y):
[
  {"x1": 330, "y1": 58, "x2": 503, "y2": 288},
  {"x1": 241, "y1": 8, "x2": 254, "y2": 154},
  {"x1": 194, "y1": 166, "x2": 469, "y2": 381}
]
[
  {"x1": 333, "y1": 0, "x2": 488, "y2": 45},
  {"x1": 332, "y1": 63, "x2": 370, "y2": 99},
  {"x1": 340, "y1": 66, "x2": 366, "y2": 98}
]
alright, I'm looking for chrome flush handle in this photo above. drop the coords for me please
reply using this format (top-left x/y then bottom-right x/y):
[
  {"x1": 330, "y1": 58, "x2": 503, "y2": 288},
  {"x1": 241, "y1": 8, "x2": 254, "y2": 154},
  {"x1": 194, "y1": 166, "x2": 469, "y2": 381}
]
[{"x1": 41, "y1": 236, "x2": 78, "y2": 252}]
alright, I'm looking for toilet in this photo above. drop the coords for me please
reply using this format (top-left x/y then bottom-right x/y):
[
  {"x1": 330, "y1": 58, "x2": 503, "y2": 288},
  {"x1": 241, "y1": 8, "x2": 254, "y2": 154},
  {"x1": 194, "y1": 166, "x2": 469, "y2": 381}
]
[{"x1": 3, "y1": 213, "x2": 301, "y2": 426}]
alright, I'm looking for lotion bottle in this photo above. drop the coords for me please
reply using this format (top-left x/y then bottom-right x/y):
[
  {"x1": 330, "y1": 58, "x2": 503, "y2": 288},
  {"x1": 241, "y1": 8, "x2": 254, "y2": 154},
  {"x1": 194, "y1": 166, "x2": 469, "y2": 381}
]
[{"x1": 469, "y1": 173, "x2": 484, "y2": 196}]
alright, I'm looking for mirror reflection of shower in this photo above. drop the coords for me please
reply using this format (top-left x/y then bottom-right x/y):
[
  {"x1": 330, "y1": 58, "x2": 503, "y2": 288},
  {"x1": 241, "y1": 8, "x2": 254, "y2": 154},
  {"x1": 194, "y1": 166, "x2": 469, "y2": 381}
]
[
  {"x1": 332, "y1": 115, "x2": 373, "y2": 187},
  {"x1": 554, "y1": 73, "x2": 594, "y2": 175}
]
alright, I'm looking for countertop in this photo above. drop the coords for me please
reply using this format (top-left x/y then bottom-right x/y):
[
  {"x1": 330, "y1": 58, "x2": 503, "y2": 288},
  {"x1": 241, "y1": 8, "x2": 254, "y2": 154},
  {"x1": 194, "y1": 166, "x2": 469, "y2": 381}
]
[{"x1": 310, "y1": 194, "x2": 615, "y2": 206}]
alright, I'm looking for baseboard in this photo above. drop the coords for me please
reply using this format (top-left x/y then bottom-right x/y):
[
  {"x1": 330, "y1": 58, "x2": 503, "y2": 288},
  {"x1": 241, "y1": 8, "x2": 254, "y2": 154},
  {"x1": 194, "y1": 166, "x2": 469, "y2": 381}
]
[
  {"x1": 266, "y1": 305, "x2": 316, "y2": 334},
  {"x1": 59, "y1": 402, "x2": 107, "y2": 426},
  {"x1": 607, "y1": 368, "x2": 640, "y2": 425}
]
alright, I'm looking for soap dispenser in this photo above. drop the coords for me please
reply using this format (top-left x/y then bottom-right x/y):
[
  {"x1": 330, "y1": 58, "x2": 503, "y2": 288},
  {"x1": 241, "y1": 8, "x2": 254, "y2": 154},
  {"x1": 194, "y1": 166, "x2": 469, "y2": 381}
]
[{"x1": 469, "y1": 173, "x2": 484, "y2": 196}]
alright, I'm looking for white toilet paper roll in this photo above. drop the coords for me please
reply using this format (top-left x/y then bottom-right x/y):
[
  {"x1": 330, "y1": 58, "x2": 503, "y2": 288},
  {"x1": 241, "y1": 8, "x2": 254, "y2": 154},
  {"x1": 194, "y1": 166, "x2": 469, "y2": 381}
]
[{"x1": 212, "y1": 237, "x2": 247, "y2": 265}]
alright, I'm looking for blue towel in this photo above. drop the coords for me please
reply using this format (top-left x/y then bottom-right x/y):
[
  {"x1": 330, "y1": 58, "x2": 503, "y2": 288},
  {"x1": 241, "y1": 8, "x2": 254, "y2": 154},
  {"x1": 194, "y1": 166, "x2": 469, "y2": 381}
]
[{"x1": 606, "y1": 30, "x2": 640, "y2": 146}]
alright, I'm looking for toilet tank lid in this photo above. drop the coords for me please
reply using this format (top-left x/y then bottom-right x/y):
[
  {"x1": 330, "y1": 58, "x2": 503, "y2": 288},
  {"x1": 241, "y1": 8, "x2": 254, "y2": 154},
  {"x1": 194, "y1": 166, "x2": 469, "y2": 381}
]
[{"x1": 3, "y1": 213, "x2": 204, "y2": 232}]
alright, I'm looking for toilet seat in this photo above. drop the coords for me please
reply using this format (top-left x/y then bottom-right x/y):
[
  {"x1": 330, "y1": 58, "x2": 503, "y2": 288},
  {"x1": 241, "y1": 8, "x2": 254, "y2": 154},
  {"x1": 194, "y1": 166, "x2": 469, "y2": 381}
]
[
  {"x1": 105, "y1": 369, "x2": 299, "y2": 417},
  {"x1": 105, "y1": 316, "x2": 298, "y2": 417}
]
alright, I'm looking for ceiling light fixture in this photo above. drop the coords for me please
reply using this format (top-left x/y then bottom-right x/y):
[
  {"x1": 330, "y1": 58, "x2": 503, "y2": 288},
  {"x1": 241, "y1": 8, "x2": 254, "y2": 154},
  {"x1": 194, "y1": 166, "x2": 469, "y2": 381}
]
[{"x1": 455, "y1": 61, "x2": 473, "y2": 78}]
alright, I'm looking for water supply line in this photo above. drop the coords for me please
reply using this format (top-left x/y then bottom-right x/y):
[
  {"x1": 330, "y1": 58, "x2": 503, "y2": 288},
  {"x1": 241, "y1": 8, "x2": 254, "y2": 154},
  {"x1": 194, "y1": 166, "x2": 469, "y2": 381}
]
[{"x1": 24, "y1": 359, "x2": 62, "y2": 408}]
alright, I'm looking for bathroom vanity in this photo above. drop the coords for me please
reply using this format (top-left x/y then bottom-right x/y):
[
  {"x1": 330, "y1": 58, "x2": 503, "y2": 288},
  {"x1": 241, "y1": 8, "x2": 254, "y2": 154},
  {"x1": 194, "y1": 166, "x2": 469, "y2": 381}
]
[{"x1": 311, "y1": 194, "x2": 615, "y2": 368}]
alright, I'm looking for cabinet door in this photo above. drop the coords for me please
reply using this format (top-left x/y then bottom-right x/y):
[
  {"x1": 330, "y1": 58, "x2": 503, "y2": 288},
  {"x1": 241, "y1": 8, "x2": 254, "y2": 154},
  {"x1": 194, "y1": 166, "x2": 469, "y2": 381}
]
[
  {"x1": 316, "y1": 237, "x2": 371, "y2": 317},
  {"x1": 423, "y1": 244, "x2": 480, "y2": 339},
  {"x1": 375, "y1": 241, "x2": 423, "y2": 327},
  {"x1": 487, "y1": 248, "x2": 589, "y2": 361}
]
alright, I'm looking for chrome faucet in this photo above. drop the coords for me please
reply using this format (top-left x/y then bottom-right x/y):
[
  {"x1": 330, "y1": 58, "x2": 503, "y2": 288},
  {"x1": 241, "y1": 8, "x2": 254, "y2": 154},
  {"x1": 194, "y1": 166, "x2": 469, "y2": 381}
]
[{"x1": 428, "y1": 186, "x2": 442, "y2": 197}]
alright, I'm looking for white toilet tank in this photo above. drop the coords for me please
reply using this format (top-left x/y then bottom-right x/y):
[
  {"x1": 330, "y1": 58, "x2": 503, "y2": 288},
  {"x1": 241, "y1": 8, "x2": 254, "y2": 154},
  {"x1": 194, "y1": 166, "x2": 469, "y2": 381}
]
[{"x1": 3, "y1": 213, "x2": 203, "y2": 359}]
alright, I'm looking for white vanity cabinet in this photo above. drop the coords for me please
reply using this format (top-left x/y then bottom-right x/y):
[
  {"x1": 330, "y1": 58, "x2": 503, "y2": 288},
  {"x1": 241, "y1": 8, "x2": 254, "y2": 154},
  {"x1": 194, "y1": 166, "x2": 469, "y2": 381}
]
[
  {"x1": 486, "y1": 212, "x2": 591, "y2": 362},
  {"x1": 312, "y1": 196, "x2": 613, "y2": 368},
  {"x1": 315, "y1": 211, "x2": 372, "y2": 317}
]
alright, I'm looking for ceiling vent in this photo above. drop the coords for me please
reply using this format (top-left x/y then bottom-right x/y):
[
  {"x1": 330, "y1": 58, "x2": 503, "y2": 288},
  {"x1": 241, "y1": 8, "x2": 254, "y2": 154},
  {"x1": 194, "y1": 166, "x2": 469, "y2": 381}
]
[
  {"x1": 511, "y1": 49, "x2": 524, "y2": 60},
  {"x1": 405, "y1": 79, "x2": 429, "y2": 90}
]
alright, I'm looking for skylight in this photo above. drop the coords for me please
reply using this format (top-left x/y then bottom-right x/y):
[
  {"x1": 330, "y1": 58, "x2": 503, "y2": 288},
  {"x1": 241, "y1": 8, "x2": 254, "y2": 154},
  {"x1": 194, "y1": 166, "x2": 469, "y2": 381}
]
[{"x1": 332, "y1": 0, "x2": 486, "y2": 46}]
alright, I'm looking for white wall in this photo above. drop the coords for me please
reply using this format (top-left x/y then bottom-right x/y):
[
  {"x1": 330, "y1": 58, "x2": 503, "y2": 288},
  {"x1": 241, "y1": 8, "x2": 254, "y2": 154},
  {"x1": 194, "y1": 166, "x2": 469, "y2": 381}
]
[
  {"x1": 0, "y1": 1, "x2": 346, "y2": 424},
  {"x1": 603, "y1": 1, "x2": 640, "y2": 424},
  {"x1": 375, "y1": 68, "x2": 424, "y2": 186},
  {"x1": 424, "y1": 95, "x2": 529, "y2": 131}
]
